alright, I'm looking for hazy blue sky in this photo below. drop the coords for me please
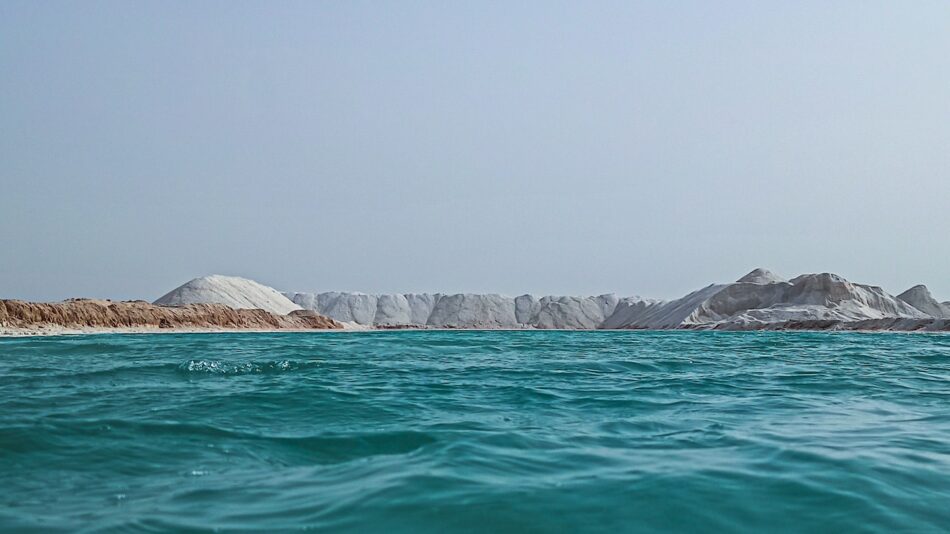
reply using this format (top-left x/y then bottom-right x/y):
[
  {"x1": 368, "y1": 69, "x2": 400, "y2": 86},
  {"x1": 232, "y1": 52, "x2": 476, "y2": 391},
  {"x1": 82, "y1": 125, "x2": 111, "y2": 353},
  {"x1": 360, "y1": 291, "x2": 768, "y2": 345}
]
[{"x1": 2, "y1": 1, "x2": 949, "y2": 301}]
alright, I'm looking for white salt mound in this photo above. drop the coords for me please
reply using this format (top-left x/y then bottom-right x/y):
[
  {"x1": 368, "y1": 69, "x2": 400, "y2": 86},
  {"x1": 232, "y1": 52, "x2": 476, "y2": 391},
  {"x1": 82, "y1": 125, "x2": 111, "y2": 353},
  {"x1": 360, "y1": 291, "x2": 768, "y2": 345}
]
[{"x1": 154, "y1": 275, "x2": 302, "y2": 315}]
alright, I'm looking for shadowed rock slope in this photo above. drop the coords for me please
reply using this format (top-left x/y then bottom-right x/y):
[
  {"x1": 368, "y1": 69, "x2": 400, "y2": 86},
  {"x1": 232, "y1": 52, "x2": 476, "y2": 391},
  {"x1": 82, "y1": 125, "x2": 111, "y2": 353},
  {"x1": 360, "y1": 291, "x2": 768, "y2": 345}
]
[{"x1": 897, "y1": 285, "x2": 950, "y2": 319}]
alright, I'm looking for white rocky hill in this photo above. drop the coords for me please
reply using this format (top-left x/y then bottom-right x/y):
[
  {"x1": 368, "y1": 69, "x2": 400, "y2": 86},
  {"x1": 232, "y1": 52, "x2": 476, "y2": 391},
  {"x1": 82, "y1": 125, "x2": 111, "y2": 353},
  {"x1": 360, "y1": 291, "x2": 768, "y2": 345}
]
[
  {"x1": 897, "y1": 285, "x2": 950, "y2": 319},
  {"x1": 154, "y1": 275, "x2": 302, "y2": 315},
  {"x1": 611, "y1": 269, "x2": 929, "y2": 329}
]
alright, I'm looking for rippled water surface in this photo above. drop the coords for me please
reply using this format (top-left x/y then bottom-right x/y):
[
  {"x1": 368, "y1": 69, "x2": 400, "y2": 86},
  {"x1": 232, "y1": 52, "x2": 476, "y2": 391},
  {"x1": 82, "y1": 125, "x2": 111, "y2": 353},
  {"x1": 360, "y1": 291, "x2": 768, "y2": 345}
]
[{"x1": 1, "y1": 331, "x2": 949, "y2": 532}]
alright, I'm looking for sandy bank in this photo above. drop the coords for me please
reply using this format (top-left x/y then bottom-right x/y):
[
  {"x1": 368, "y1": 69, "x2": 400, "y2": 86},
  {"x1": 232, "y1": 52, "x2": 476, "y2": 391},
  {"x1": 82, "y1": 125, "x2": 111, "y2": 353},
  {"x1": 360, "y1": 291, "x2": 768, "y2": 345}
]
[{"x1": 0, "y1": 298, "x2": 342, "y2": 336}]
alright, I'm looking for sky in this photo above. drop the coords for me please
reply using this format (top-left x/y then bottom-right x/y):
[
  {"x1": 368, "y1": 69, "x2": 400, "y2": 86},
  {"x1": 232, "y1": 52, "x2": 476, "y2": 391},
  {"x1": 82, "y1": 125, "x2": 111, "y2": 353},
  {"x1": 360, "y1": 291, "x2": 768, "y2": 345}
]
[{"x1": 1, "y1": 1, "x2": 949, "y2": 302}]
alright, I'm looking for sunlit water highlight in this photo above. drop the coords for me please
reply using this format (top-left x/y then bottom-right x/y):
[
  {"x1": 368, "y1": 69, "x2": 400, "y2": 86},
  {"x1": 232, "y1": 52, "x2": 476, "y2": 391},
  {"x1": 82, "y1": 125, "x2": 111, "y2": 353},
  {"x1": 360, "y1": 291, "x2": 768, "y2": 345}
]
[{"x1": 1, "y1": 331, "x2": 949, "y2": 532}]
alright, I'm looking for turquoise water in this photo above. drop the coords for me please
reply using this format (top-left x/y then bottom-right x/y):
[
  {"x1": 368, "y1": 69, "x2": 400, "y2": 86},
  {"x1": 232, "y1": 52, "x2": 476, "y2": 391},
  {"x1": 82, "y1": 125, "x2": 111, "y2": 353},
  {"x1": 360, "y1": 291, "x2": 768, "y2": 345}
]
[{"x1": 1, "y1": 331, "x2": 949, "y2": 533}]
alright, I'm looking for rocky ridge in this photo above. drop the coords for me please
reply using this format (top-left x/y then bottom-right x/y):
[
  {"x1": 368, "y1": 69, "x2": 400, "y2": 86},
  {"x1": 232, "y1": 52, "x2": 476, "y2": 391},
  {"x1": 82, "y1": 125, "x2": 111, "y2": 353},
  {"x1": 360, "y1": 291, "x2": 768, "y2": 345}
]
[{"x1": 284, "y1": 291, "x2": 635, "y2": 329}]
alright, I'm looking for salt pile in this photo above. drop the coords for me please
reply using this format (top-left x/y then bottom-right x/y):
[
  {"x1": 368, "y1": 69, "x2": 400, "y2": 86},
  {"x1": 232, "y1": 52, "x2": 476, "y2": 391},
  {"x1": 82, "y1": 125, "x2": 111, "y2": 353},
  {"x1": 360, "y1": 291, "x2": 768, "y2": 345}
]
[{"x1": 155, "y1": 275, "x2": 302, "y2": 315}]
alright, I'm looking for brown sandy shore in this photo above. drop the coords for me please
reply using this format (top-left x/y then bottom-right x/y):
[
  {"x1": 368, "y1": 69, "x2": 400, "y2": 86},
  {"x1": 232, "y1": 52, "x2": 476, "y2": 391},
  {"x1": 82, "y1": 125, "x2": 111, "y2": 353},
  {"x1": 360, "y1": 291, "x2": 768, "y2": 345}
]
[{"x1": 0, "y1": 299, "x2": 343, "y2": 337}]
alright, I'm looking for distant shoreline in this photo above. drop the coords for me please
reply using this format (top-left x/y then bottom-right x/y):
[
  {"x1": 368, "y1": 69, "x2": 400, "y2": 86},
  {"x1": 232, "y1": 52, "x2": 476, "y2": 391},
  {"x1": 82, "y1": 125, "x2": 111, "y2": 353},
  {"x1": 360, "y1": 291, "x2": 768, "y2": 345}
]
[
  {"x1": 0, "y1": 326, "x2": 353, "y2": 337},
  {"x1": 4, "y1": 322, "x2": 948, "y2": 338}
]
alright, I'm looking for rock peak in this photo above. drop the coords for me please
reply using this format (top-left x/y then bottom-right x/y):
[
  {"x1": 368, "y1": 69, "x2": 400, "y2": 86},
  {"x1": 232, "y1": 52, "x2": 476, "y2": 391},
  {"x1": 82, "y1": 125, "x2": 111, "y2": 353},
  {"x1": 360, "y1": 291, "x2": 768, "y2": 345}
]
[
  {"x1": 736, "y1": 268, "x2": 785, "y2": 284},
  {"x1": 896, "y1": 284, "x2": 950, "y2": 318},
  {"x1": 899, "y1": 284, "x2": 930, "y2": 296}
]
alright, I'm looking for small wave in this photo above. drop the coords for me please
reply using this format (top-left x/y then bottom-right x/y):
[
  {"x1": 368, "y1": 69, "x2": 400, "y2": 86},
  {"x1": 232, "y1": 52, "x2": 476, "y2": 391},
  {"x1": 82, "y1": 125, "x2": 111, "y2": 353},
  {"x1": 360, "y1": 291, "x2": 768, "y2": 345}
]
[{"x1": 177, "y1": 359, "x2": 319, "y2": 375}]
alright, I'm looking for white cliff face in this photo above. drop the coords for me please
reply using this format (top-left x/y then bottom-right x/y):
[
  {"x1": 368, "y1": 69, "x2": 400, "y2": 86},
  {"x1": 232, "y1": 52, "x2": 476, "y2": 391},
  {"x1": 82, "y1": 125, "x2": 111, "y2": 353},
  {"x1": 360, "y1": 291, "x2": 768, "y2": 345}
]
[
  {"x1": 427, "y1": 294, "x2": 519, "y2": 328},
  {"x1": 530, "y1": 295, "x2": 617, "y2": 329},
  {"x1": 154, "y1": 275, "x2": 302, "y2": 315},
  {"x1": 627, "y1": 284, "x2": 730, "y2": 328},
  {"x1": 514, "y1": 295, "x2": 540, "y2": 325},
  {"x1": 290, "y1": 292, "x2": 424, "y2": 326},
  {"x1": 287, "y1": 290, "x2": 626, "y2": 329},
  {"x1": 284, "y1": 292, "x2": 319, "y2": 311},
  {"x1": 407, "y1": 293, "x2": 442, "y2": 324},
  {"x1": 600, "y1": 296, "x2": 664, "y2": 329},
  {"x1": 322, "y1": 292, "x2": 378, "y2": 325},
  {"x1": 374, "y1": 294, "x2": 412, "y2": 326},
  {"x1": 287, "y1": 292, "x2": 379, "y2": 325},
  {"x1": 897, "y1": 285, "x2": 950, "y2": 318}
]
